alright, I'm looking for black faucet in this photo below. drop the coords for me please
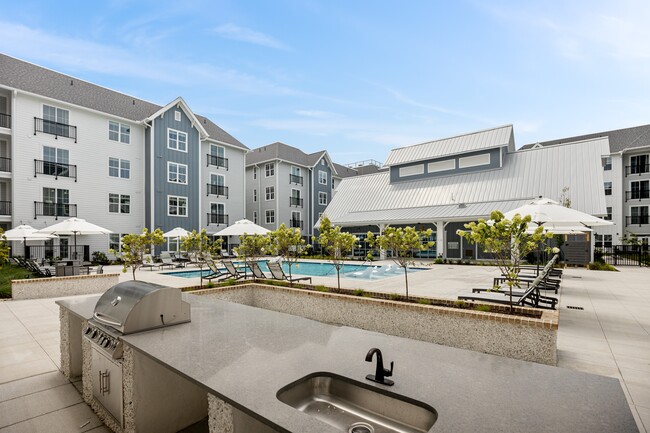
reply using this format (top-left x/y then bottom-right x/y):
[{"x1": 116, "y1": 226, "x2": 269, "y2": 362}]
[{"x1": 365, "y1": 348, "x2": 394, "y2": 386}]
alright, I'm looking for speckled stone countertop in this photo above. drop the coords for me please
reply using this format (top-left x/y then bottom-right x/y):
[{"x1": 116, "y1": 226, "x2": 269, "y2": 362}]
[{"x1": 58, "y1": 294, "x2": 638, "y2": 433}]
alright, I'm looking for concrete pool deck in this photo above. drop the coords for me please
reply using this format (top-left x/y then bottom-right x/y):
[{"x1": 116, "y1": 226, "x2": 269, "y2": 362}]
[{"x1": 1, "y1": 263, "x2": 648, "y2": 432}]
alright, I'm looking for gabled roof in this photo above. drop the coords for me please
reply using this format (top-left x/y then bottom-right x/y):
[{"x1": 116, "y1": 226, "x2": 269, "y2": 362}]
[
  {"x1": 145, "y1": 96, "x2": 208, "y2": 138},
  {"x1": 519, "y1": 124, "x2": 650, "y2": 153},
  {"x1": 0, "y1": 53, "x2": 247, "y2": 150},
  {"x1": 384, "y1": 125, "x2": 514, "y2": 167},
  {"x1": 323, "y1": 138, "x2": 609, "y2": 226},
  {"x1": 245, "y1": 142, "x2": 339, "y2": 174}
]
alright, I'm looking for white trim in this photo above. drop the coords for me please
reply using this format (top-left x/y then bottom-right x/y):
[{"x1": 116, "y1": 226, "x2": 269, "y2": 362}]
[
  {"x1": 108, "y1": 157, "x2": 131, "y2": 180},
  {"x1": 108, "y1": 193, "x2": 131, "y2": 214},
  {"x1": 253, "y1": 211, "x2": 258, "y2": 224},
  {"x1": 174, "y1": 110, "x2": 181, "y2": 122},
  {"x1": 399, "y1": 164, "x2": 425, "y2": 177},
  {"x1": 264, "y1": 162, "x2": 275, "y2": 177},
  {"x1": 318, "y1": 170, "x2": 328, "y2": 185},
  {"x1": 265, "y1": 186, "x2": 275, "y2": 201},
  {"x1": 318, "y1": 191, "x2": 328, "y2": 205},
  {"x1": 167, "y1": 128, "x2": 188, "y2": 153},
  {"x1": 209, "y1": 172, "x2": 226, "y2": 196},
  {"x1": 458, "y1": 153, "x2": 491, "y2": 169},
  {"x1": 145, "y1": 96, "x2": 209, "y2": 138},
  {"x1": 427, "y1": 159, "x2": 455, "y2": 173},
  {"x1": 167, "y1": 195, "x2": 188, "y2": 217},
  {"x1": 167, "y1": 161, "x2": 188, "y2": 185},
  {"x1": 265, "y1": 209, "x2": 275, "y2": 224},
  {"x1": 108, "y1": 120, "x2": 131, "y2": 144}
]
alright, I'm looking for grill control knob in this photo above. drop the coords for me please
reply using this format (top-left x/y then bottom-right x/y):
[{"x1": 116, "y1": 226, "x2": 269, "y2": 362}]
[
  {"x1": 103, "y1": 339, "x2": 111, "y2": 348},
  {"x1": 91, "y1": 330, "x2": 98, "y2": 338},
  {"x1": 84, "y1": 326, "x2": 92, "y2": 335}
]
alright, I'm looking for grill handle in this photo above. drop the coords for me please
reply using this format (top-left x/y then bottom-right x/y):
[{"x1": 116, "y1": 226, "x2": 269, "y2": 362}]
[{"x1": 94, "y1": 312, "x2": 122, "y2": 328}]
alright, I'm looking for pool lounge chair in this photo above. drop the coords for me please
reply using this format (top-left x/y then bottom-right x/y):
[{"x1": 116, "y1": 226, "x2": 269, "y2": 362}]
[
  {"x1": 248, "y1": 261, "x2": 268, "y2": 279},
  {"x1": 222, "y1": 260, "x2": 247, "y2": 280},
  {"x1": 141, "y1": 254, "x2": 172, "y2": 271},
  {"x1": 458, "y1": 275, "x2": 558, "y2": 310},
  {"x1": 267, "y1": 262, "x2": 312, "y2": 285},
  {"x1": 161, "y1": 252, "x2": 185, "y2": 269},
  {"x1": 203, "y1": 260, "x2": 229, "y2": 281}
]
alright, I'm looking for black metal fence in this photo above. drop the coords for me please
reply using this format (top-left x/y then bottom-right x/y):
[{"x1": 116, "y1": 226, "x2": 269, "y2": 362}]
[
  {"x1": 206, "y1": 184, "x2": 228, "y2": 198},
  {"x1": 596, "y1": 244, "x2": 649, "y2": 266},
  {"x1": 0, "y1": 201, "x2": 11, "y2": 215},
  {"x1": 0, "y1": 112, "x2": 10, "y2": 128},
  {"x1": 206, "y1": 154, "x2": 228, "y2": 170},
  {"x1": 207, "y1": 213, "x2": 228, "y2": 225},
  {"x1": 0, "y1": 156, "x2": 10, "y2": 172},
  {"x1": 34, "y1": 201, "x2": 78, "y2": 219},
  {"x1": 19, "y1": 245, "x2": 90, "y2": 262},
  {"x1": 34, "y1": 117, "x2": 77, "y2": 142}
]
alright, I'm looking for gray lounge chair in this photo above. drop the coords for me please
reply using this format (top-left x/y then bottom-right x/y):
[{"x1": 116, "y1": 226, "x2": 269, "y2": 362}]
[
  {"x1": 267, "y1": 262, "x2": 312, "y2": 284},
  {"x1": 248, "y1": 261, "x2": 268, "y2": 279},
  {"x1": 161, "y1": 252, "x2": 184, "y2": 269},
  {"x1": 222, "y1": 260, "x2": 247, "y2": 280},
  {"x1": 459, "y1": 274, "x2": 558, "y2": 309},
  {"x1": 203, "y1": 260, "x2": 228, "y2": 281}
]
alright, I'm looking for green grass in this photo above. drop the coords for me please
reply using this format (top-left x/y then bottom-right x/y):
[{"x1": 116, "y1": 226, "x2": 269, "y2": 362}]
[
  {"x1": 587, "y1": 262, "x2": 618, "y2": 271},
  {"x1": 0, "y1": 265, "x2": 33, "y2": 298}
]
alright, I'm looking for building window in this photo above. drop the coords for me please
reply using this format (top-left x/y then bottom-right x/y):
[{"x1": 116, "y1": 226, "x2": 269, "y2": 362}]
[
  {"x1": 109, "y1": 194, "x2": 130, "y2": 214},
  {"x1": 604, "y1": 234, "x2": 612, "y2": 248},
  {"x1": 321, "y1": 159, "x2": 325, "y2": 166},
  {"x1": 42, "y1": 187, "x2": 69, "y2": 217},
  {"x1": 43, "y1": 146, "x2": 70, "y2": 176},
  {"x1": 630, "y1": 180, "x2": 650, "y2": 200},
  {"x1": 265, "y1": 186, "x2": 275, "y2": 200},
  {"x1": 253, "y1": 189, "x2": 257, "y2": 202},
  {"x1": 109, "y1": 121, "x2": 130, "y2": 144},
  {"x1": 168, "y1": 195, "x2": 188, "y2": 217},
  {"x1": 167, "y1": 129, "x2": 188, "y2": 152},
  {"x1": 265, "y1": 210, "x2": 275, "y2": 224},
  {"x1": 604, "y1": 207, "x2": 612, "y2": 221},
  {"x1": 168, "y1": 162, "x2": 188, "y2": 184},
  {"x1": 109, "y1": 234, "x2": 122, "y2": 252},
  {"x1": 43, "y1": 105, "x2": 69, "y2": 135},
  {"x1": 602, "y1": 156, "x2": 612, "y2": 171},
  {"x1": 175, "y1": 110, "x2": 181, "y2": 122},
  {"x1": 265, "y1": 162, "x2": 275, "y2": 177},
  {"x1": 630, "y1": 206, "x2": 649, "y2": 225},
  {"x1": 318, "y1": 170, "x2": 327, "y2": 185},
  {"x1": 253, "y1": 167, "x2": 257, "y2": 179},
  {"x1": 630, "y1": 155, "x2": 649, "y2": 174},
  {"x1": 291, "y1": 211, "x2": 301, "y2": 229},
  {"x1": 318, "y1": 192, "x2": 328, "y2": 205},
  {"x1": 253, "y1": 211, "x2": 257, "y2": 224},
  {"x1": 604, "y1": 182, "x2": 612, "y2": 196},
  {"x1": 109, "y1": 158, "x2": 130, "y2": 179}
]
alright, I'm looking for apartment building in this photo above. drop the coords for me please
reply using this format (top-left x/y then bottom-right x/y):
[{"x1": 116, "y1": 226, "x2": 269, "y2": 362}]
[
  {"x1": 0, "y1": 53, "x2": 248, "y2": 259},
  {"x1": 521, "y1": 124, "x2": 650, "y2": 247},
  {"x1": 244, "y1": 142, "x2": 360, "y2": 238}
]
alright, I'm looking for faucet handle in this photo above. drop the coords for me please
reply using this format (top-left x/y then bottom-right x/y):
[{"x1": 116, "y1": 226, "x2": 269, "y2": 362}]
[{"x1": 384, "y1": 361, "x2": 394, "y2": 377}]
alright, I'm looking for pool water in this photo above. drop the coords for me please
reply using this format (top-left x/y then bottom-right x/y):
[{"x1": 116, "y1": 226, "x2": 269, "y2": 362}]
[{"x1": 164, "y1": 261, "x2": 424, "y2": 280}]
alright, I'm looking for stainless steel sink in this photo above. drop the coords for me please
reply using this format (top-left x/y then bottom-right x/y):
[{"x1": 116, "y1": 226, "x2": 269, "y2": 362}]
[{"x1": 276, "y1": 372, "x2": 437, "y2": 433}]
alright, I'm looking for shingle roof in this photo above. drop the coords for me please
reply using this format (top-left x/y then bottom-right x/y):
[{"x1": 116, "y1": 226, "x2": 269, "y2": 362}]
[
  {"x1": 384, "y1": 125, "x2": 515, "y2": 166},
  {"x1": 0, "y1": 53, "x2": 247, "y2": 149},
  {"x1": 332, "y1": 163, "x2": 359, "y2": 178},
  {"x1": 519, "y1": 124, "x2": 650, "y2": 153},
  {"x1": 324, "y1": 138, "x2": 609, "y2": 226},
  {"x1": 246, "y1": 142, "x2": 312, "y2": 166}
]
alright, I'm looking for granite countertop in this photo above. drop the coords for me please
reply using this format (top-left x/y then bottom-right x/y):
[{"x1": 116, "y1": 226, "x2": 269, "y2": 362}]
[
  {"x1": 57, "y1": 295, "x2": 101, "y2": 320},
  {"x1": 58, "y1": 294, "x2": 638, "y2": 433}
]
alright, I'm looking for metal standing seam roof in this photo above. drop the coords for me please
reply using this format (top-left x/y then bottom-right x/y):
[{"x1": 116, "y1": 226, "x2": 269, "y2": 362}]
[
  {"x1": 0, "y1": 53, "x2": 247, "y2": 150},
  {"x1": 384, "y1": 124, "x2": 514, "y2": 166},
  {"x1": 323, "y1": 138, "x2": 610, "y2": 226}
]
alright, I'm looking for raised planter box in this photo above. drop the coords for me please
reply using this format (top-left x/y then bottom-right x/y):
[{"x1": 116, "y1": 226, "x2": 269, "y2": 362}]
[
  {"x1": 195, "y1": 283, "x2": 558, "y2": 365},
  {"x1": 12, "y1": 273, "x2": 120, "y2": 300}
]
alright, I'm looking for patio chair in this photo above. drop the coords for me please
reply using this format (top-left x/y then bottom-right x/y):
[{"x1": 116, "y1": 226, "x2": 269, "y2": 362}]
[
  {"x1": 161, "y1": 252, "x2": 184, "y2": 269},
  {"x1": 26, "y1": 259, "x2": 53, "y2": 278},
  {"x1": 248, "y1": 261, "x2": 268, "y2": 279},
  {"x1": 203, "y1": 260, "x2": 229, "y2": 281},
  {"x1": 267, "y1": 262, "x2": 312, "y2": 284},
  {"x1": 222, "y1": 260, "x2": 247, "y2": 280},
  {"x1": 141, "y1": 254, "x2": 170, "y2": 271},
  {"x1": 459, "y1": 274, "x2": 558, "y2": 310}
]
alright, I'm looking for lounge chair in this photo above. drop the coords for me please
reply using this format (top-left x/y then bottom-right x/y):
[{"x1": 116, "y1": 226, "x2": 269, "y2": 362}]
[
  {"x1": 141, "y1": 254, "x2": 171, "y2": 271},
  {"x1": 351, "y1": 266, "x2": 377, "y2": 278},
  {"x1": 267, "y1": 262, "x2": 312, "y2": 284},
  {"x1": 161, "y1": 252, "x2": 184, "y2": 269},
  {"x1": 248, "y1": 261, "x2": 268, "y2": 279},
  {"x1": 25, "y1": 259, "x2": 53, "y2": 277},
  {"x1": 459, "y1": 274, "x2": 558, "y2": 309},
  {"x1": 203, "y1": 260, "x2": 229, "y2": 281},
  {"x1": 222, "y1": 260, "x2": 247, "y2": 280}
]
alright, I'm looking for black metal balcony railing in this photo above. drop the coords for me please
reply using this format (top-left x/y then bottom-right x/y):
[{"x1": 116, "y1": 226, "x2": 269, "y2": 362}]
[
  {"x1": 626, "y1": 164, "x2": 650, "y2": 176},
  {"x1": 207, "y1": 154, "x2": 228, "y2": 170},
  {"x1": 0, "y1": 113, "x2": 10, "y2": 129},
  {"x1": 626, "y1": 215, "x2": 650, "y2": 226},
  {"x1": 34, "y1": 159, "x2": 78, "y2": 181},
  {"x1": 626, "y1": 190, "x2": 650, "y2": 201},
  {"x1": 34, "y1": 201, "x2": 77, "y2": 219},
  {"x1": 206, "y1": 184, "x2": 229, "y2": 198},
  {"x1": 34, "y1": 117, "x2": 77, "y2": 142},
  {"x1": 207, "y1": 213, "x2": 228, "y2": 225},
  {"x1": 0, "y1": 157, "x2": 10, "y2": 172},
  {"x1": 289, "y1": 173, "x2": 303, "y2": 185},
  {"x1": 290, "y1": 219, "x2": 303, "y2": 229},
  {"x1": 0, "y1": 201, "x2": 11, "y2": 215},
  {"x1": 290, "y1": 197, "x2": 303, "y2": 207}
]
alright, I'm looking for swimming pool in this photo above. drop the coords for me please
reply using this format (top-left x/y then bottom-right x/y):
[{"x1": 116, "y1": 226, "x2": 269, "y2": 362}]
[{"x1": 164, "y1": 261, "x2": 424, "y2": 280}]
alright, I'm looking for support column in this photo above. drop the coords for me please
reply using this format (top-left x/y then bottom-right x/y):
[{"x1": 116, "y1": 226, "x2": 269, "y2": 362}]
[
  {"x1": 435, "y1": 221, "x2": 445, "y2": 259},
  {"x1": 378, "y1": 223, "x2": 387, "y2": 260}
]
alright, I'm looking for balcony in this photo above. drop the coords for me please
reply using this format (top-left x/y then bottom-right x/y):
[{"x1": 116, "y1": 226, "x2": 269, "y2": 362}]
[
  {"x1": 34, "y1": 201, "x2": 77, "y2": 219},
  {"x1": 289, "y1": 173, "x2": 303, "y2": 185},
  {"x1": 206, "y1": 184, "x2": 229, "y2": 198},
  {"x1": 626, "y1": 215, "x2": 649, "y2": 226},
  {"x1": 626, "y1": 164, "x2": 650, "y2": 176},
  {"x1": 0, "y1": 157, "x2": 10, "y2": 172},
  {"x1": 0, "y1": 113, "x2": 10, "y2": 129},
  {"x1": 626, "y1": 190, "x2": 650, "y2": 201},
  {"x1": 207, "y1": 213, "x2": 228, "y2": 226},
  {"x1": 34, "y1": 117, "x2": 77, "y2": 142},
  {"x1": 290, "y1": 197, "x2": 303, "y2": 207},
  {"x1": 290, "y1": 219, "x2": 303, "y2": 229},
  {"x1": 34, "y1": 159, "x2": 78, "y2": 181},
  {"x1": 207, "y1": 154, "x2": 228, "y2": 170},
  {"x1": 0, "y1": 201, "x2": 11, "y2": 215}
]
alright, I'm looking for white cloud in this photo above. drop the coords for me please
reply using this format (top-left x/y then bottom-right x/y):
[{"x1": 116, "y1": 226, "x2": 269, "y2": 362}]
[{"x1": 213, "y1": 23, "x2": 289, "y2": 50}]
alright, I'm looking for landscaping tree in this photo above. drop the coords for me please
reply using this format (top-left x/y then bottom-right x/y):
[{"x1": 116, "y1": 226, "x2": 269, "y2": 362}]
[
  {"x1": 113, "y1": 228, "x2": 165, "y2": 280},
  {"x1": 0, "y1": 229, "x2": 9, "y2": 267},
  {"x1": 314, "y1": 217, "x2": 357, "y2": 290},
  {"x1": 457, "y1": 210, "x2": 551, "y2": 309},
  {"x1": 181, "y1": 229, "x2": 221, "y2": 257},
  {"x1": 234, "y1": 233, "x2": 271, "y2": 277},
  {"x1": 366, "y1": 226, "x2": 434, "y2": 299},
  {"x1": 270, "y1": 224, "x2": 310, "y2": 284}
]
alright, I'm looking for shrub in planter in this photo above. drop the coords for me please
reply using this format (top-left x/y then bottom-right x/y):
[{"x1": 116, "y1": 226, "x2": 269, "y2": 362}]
[{"x1": 91, "y1": 251, "x2": 110, "y2": 265}]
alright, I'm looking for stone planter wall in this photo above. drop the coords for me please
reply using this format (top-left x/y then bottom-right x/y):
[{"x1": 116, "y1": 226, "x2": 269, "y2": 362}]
[
  {"x1": 196, "y1": 284, "x2": 558, "y2": 365},
  {"x1": 12, "y1": 273, "x2": 120, "y2": 300}
]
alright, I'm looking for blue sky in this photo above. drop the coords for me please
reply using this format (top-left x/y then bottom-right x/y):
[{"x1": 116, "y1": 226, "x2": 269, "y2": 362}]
[{"x1": 1, "y1": 0, "x2": 650, "y2": 163}]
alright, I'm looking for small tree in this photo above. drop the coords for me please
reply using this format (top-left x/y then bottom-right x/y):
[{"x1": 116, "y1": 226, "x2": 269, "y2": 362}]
[
  {"x1": 314, "y1": 217, "x2": 358, "y2": 289},
  {"x1": 366, "y1": 226, "x2": 434, "y2": 299},
  {"x1": 235, "y1": 233, "x2": 271, "y2": 277},
  {"x1": 270, "y1": 224, "x2": 309, "y2": 284},
  {"x1": 181, "y1": 229, "x2": 221, "y2": 257},
  {"x1": 457, "y1": 210, "x2": 551, "y2": 309},
  {"x1": 0, "y1": 230, "x2": 9, "y2": 267},
  {"x1": 113, "y1": 228, "x2": 165, "y2": 280}
]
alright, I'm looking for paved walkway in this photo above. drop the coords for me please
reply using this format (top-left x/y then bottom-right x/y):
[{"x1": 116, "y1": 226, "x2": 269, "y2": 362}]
[{"x1": 0, "y1": 264, "x2": 648, "y2": 432}]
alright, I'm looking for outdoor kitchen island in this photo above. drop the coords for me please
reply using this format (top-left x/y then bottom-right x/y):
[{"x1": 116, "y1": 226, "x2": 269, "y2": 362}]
[{"x1": 58, "y1": 292, "x2": 638, "y2": 433}]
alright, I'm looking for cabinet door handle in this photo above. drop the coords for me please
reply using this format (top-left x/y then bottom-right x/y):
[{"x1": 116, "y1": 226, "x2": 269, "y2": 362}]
[{"x1": 99, "y1": 370, "x2": 110, "y2": 395}]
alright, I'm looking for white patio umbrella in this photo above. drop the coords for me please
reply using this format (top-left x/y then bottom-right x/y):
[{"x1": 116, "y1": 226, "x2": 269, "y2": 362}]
[
  {"x1": 37, "y1": 217, "x2": 112, "y2": 259},
  {"x1": 4, "y1": 224, "x2": 57, "y2": 242},
  {"x1": 503, "y1": 197, "x2": 613, "y2": 228},
  {"x1": 212, "y1": 219, "x2": 271, "y2": 236},
  {"x1": 163, "y1": 227, "x2": 190, "y2": 252}
]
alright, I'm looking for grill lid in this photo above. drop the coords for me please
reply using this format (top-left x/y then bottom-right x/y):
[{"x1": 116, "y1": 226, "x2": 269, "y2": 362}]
[{"x1": 93, "y1": 281, "x2": 190, "y2": 334}]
